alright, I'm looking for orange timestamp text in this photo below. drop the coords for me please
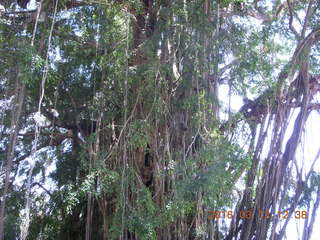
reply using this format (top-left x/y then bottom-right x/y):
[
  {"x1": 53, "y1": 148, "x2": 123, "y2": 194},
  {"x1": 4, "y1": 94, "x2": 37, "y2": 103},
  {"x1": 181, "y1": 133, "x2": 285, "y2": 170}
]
[{"x1": 208, "y1": 210, "x2": 308, "y2": 220}]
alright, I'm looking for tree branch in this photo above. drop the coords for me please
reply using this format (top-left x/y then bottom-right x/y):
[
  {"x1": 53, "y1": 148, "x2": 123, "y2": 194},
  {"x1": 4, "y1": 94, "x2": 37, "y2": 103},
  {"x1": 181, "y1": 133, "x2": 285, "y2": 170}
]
[
  {"x1": 287, "y1": 0, "x2": 300, "y2": 39},
  {"x1": 301, "y1": 0, "x2": 315, "y2": 38},
  {"x1": 31, "y1": 182, "x2": 53, "y2": 197}
]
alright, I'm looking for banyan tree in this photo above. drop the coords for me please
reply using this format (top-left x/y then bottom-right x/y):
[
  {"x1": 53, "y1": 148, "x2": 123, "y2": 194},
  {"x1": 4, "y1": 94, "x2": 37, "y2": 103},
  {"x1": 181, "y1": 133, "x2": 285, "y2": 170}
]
[{"x1": 0, "y1": 0, "x2": 320, "y2": 239}]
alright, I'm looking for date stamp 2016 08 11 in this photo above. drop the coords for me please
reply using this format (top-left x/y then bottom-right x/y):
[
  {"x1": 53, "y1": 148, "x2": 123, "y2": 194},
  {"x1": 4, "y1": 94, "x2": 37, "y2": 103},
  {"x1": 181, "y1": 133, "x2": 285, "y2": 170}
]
[{"x1": 208, "y1": 210, "x2": 308, "y2": 220}]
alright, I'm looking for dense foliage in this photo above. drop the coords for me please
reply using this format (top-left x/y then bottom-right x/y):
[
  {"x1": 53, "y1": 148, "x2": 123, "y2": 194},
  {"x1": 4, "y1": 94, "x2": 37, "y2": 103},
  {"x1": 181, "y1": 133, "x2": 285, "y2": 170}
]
[{"x1": 1, "y1": 0, "x2": 320, "y2": 239}]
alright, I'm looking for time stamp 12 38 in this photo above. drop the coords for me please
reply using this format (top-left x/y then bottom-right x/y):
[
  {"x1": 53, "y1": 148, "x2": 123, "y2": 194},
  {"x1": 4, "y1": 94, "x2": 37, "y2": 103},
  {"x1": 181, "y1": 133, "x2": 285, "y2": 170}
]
[{"x1": 208, "y1": 210, "x2": 308, "y2": 220}]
